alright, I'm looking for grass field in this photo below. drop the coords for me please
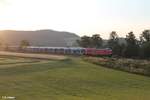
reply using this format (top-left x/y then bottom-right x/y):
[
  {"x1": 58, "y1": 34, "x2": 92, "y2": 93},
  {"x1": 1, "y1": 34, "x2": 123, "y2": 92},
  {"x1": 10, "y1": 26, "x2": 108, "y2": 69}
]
[{"x1": 0, "y1": 56, "x2": 150, "y2": 100}]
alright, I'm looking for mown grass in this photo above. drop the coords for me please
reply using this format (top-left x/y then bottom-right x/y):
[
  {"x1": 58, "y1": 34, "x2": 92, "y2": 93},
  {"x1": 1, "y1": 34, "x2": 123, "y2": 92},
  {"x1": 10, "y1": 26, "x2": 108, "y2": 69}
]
[
  {"x1": 0, "y1": 56, "x2": 40, "y2": 65},
  {"x1": 0, "y1": 57, "x2": 150, "y2": 100}
]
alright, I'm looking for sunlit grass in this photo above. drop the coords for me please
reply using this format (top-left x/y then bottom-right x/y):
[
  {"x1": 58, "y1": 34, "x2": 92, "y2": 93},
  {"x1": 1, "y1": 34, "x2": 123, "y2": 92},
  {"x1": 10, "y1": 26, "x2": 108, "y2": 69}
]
[{"x1": 0, "y1": 57, "x2": 149, "y2": 100}]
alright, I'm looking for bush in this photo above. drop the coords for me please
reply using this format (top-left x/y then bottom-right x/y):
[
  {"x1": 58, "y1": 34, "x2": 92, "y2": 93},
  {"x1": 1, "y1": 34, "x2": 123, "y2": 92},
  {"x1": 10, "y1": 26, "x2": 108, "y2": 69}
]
[{"x1": 83, "y1": 57, "x2": 150, "y2": 76}]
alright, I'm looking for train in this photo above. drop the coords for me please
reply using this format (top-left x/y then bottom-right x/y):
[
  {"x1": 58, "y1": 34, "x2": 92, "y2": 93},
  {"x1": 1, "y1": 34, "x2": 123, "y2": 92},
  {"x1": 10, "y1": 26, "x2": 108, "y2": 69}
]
[
  {"x1": 17, "y1": 46, "x2": 112, "y2": 56},
  {"x1": 6, "y1": 46, "x2": 112, "y2": 56}
]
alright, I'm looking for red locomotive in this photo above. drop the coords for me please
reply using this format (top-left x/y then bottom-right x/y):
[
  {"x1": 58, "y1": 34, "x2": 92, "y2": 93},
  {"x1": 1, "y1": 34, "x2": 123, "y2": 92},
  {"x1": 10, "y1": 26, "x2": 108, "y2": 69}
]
[{"x1": 85, "y1": 48, "x2": 112, "y2": 56}]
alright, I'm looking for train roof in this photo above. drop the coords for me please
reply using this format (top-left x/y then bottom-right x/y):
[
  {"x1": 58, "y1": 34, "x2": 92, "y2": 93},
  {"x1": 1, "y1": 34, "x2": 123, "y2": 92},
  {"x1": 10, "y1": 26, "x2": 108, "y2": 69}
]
[
  {"x1": 86, "y1": 48, "x2": 112, "y2": 50},
  {"x1": 26, "y1": 46, "x2": 85, "y2": 49},
  {"x1": 9, "y1": 46, "x2": 111, "y2": 50}
]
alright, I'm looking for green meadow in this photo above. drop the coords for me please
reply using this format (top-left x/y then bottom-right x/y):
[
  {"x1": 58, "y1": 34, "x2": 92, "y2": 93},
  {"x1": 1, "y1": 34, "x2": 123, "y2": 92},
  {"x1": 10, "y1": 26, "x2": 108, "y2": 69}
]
[{"x1": 0, "y1": 56, "x2": 150, "y2": 100}]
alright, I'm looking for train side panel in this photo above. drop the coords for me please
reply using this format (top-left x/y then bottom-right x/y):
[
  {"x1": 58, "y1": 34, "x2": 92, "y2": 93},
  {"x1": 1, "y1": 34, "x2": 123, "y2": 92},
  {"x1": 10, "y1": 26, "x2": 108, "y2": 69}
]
[
  {"x1": 95, "y1": 49, "x2": 112, "y2": 56},
  {"x1": 85, "y1": 48, "x2": 112, "y2": 56},
  {"x1": 18, "y1": 46, "x2": 112, "y2": 56}
]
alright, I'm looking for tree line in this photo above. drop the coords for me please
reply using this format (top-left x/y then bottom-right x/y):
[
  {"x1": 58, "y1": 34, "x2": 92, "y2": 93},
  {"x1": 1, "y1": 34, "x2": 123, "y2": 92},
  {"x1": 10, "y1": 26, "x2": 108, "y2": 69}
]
[{"x1": 77, "y1": 30, "x2": 150, "y2": 58}]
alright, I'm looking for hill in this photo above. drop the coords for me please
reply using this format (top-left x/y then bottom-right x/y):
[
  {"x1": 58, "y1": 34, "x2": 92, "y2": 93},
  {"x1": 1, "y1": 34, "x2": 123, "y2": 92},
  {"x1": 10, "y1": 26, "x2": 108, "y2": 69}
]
[{"x1": 0, "y1": 30, "x2": 80, "y2": 47}]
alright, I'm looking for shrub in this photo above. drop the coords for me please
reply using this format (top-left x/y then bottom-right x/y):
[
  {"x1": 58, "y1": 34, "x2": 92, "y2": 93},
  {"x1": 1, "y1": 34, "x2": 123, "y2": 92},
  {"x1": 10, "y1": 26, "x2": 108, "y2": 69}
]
[{"x1": 83, "y1": 57, "x2": 150, "y2": 76}]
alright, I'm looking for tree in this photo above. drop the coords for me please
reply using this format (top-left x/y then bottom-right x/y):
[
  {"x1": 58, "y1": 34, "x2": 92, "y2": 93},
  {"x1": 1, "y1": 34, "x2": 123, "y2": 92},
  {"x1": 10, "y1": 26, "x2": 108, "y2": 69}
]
[
  {"x1": 107, "y1": 31, "x2": 120, "y2": 55},
  {"x1": 108, "y1": 31, "x2": 119, "y2": 42},
  {"x1": 4, "y1": 44, "x2": 9, "y2": 51},
  {"x1": 0, "y1": 42, "x2": 2, "y2": 50},
  {"x1": 140, "y1": 30, "x2": 150, "y2": 58},
  {"x1": 140, "y1": 30, "x2": 150, "y2": 43},
  {"x1": 124, "y1": 32, "x2": 139, "y2": 57},
  {"x1": 77, "y1": 35, "x2": 91, "y2": 48},
  {"x1": 91, "y1": 34, "x2": 103, "y2": 48},
  {"x1": 20, "y1": 40, "x2": 30, "y2": 49},
  {"x1": 77, "y1": 34, "x2": 103, "y2": 48},
  {"x1": 140, "y1": 42, "x2": 150, "y2": 58},
  {"x1": 119, "y1": 43, "x2": 126, "y2": 56}
]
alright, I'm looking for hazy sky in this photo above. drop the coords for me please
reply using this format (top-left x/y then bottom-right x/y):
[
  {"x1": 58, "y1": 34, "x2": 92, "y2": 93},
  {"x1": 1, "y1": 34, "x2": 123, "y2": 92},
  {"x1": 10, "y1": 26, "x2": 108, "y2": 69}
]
[{"x1": 0, "y1": 0, "x2": 150, "y2": 38}]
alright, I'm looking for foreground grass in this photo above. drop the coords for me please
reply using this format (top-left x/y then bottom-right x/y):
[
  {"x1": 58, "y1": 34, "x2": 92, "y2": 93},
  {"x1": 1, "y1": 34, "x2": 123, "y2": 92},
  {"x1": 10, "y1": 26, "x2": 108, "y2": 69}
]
[{"x1": 0, "y1": 57, "x2": 150, "y2": 100}]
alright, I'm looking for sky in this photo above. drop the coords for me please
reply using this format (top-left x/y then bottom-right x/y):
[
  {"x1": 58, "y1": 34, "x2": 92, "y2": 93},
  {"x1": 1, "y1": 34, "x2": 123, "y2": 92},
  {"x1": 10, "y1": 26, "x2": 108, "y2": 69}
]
[{"x1": 0, "y1": 0, "x2": 150, "y2": 39}]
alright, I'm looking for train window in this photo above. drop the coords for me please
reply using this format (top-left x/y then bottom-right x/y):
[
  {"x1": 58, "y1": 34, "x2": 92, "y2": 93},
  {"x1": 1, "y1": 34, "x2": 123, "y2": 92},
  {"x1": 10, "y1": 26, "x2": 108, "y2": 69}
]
[
  {"x1": 65, "y1": 49, "x2": 71, "y2": 54},
  {"x1": 81, "y1": 49, "x2": 85, "y2": 54},
  {"x1": 48, "y1": 48, "x2": 53, "y2": 53}
]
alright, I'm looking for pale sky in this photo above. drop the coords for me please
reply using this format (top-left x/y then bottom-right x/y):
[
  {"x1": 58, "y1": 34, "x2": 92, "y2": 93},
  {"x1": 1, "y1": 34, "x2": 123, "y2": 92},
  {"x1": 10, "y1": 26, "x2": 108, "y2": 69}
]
[{"x1": 0, "y1": 0, "x2": 150, "y2": 39}]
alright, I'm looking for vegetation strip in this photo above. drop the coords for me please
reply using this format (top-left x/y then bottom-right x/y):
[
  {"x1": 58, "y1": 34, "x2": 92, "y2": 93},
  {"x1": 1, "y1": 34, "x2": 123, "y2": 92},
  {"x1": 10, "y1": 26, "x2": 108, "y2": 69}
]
[{"x1": 84, "y1": 57, "x2": 150, "y2": 76}]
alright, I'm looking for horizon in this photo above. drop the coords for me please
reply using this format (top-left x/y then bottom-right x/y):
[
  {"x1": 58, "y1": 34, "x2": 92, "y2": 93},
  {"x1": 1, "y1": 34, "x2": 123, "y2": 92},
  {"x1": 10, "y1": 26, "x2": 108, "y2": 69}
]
[{"x1": 0, "y1": 0, "x2": 150, "y2": 39}]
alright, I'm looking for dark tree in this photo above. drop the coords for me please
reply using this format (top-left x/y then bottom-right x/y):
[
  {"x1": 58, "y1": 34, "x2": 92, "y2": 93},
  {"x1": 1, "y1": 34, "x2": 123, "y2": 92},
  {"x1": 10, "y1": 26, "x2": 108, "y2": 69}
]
[
  {"x1": 20, "y1": 40, "x2": 30, "y2": 49},
  {"x1": 107, "y1": 31, "x2": 121, "y2": 55},
  {"x1": 140, "y1": 42, "x2": 150, "y2": 58},
  {"x1": 124, "y1": 32, "x2": 139, "y2": 57},
  {"x1": 4, "y1": 44, "x2": 9, "y2": 51},
  {"x1": 140, "y1": 30, "x2": 150, "y2": 43},
  {"x1": 140, "y1": 30, "x2": 150, "y2": 58},
  {"x1": 77, "y1": 35, "x2": 91, "y2": 48},
  {"x1": 91, "y1": 34, "x2": 103, "y2": 48}
]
